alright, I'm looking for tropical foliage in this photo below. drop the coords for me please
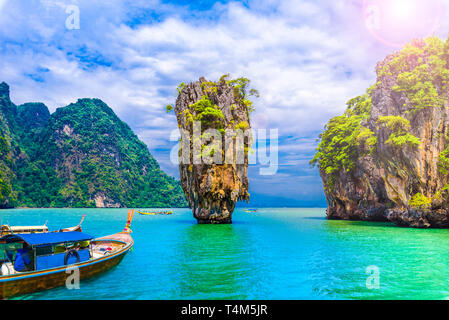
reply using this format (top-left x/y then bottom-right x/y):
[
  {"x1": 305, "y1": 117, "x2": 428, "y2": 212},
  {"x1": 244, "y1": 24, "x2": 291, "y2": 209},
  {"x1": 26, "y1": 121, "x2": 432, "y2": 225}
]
[
  {"x1": 311, "y1": 37, "x2": 449, "y2": 189},
  {"x1": 381, "y1": 37, "x2": 449, "y2": 113},
  {"x1": 377, "y1": 116, "x2": 421, "y2": 148},
  {"x1": 0, "y1": 83, "x2": 187, "y2": 208},
  {"x1": 408, "y1": 193, "x2": 432, "y2": 209},
  {"x1": 310, "y1": 91, "x2": 374, "y2": 188},
  {"x1": 0, "y1": 83, "x2": 17, "y2": 208},
  {"x1": 169, "y1": 75, "x2": 257, "y2": 160}
]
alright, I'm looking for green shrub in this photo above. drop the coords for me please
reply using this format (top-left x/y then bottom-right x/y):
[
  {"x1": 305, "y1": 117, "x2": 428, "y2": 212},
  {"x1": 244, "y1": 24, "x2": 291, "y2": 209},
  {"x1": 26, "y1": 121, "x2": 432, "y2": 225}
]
[
  {"x1": 408, "y1": 193, "x2": 432, "y2": 209},
  {"x1": 381, "y1": 37, "x2": 449, "y2": 112},
  {"x1": 177, "y1": 82, "x2": 185, "y2": 94},
  {"x1": 377, "y1": 116, "x2": 410, "y2": 131},
  {"x1": 438, "y1": 133, "x2": 449, "y2": 175},
  {"x1": 439, "y1": 149, "x2": 449, "y2": 175},
  {"x1": 189, "y1": 95, "x2": 224, "y2": 128},
  {"x1": 385, "y1": 133, "x2": 421, "y2": 147},
  {"x1": 311, "y1": 91, "x2": 374, "y2": 188},
  {"x1": 235, "y1": 121, "x2": 249, "y2": 130},
  {"x1": 226, "y1": 77, "x2": 259, "y2": 113},
  {"x1": 357, "y1": 127, "x2": 377, "y2": 153},
  {"x1": 377, "y1": 116, "x2": 421, "y2": 148}
]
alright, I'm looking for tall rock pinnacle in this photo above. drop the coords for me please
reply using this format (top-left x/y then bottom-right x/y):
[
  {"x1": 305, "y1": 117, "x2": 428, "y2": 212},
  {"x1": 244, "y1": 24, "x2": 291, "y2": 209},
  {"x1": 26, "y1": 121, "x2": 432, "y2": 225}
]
[{"x1": 173, "y1": 76, "x2": 257, "y2": 224}]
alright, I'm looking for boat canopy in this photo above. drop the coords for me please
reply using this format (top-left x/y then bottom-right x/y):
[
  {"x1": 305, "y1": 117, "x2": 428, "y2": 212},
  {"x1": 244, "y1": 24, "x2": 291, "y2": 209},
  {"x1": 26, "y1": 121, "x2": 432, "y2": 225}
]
[
  {"x1": 8, "y1": 226, "x2": 48, "y2": 232},
  {"x1": 0, "y1": 231, "x2": 94, "y2": 247}
]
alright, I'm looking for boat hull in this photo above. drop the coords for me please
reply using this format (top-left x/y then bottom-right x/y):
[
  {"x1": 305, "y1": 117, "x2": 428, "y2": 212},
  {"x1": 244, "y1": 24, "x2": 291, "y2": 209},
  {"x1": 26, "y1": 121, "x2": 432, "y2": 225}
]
[{"x1": 0, "y1": 236, "x2": 133, "y2": 299}]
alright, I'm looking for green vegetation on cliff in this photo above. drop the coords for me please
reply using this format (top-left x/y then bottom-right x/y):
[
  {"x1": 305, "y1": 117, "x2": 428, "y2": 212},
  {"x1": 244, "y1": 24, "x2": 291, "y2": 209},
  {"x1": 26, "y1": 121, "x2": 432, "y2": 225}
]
[
  {"x1": 168, "y1": 75, "x2": 258, "y2": 119},
  {"x1": 380, "y1": 37, "x2": 449, "y2": 113},
  {"x1": 310, "y1": 91, "x2": 374, "y2": 188},
  {"x1": 314, "y1": 36, "x2": 449, "y2": 226},
  {"x1": 0, "y1": 133, "x2": 14, "y2": 207},
  {"x1": 0, "y1": 82, "x2": 187, "y2": 208},
  {"x1": 226, "y1": 76, "x2": 259, "y2": 113},
  {"x1": 168, "y1": 75, "x2": 258, "y2": 160},
  {"x1": 377, "y1": 116, "x2": 421, "y2": 147},
  {"x1": 408, "y1": 193, "x2": 432, "y2": 209},
  {"x1": 311, "y1": 37, "x2": 447, "y2": 189},
  {"x1": 0, "y1": 83, "x2": 17, "y2": 207},
  {"x1": 438, "y1": 133, "x2": 449, "y2": 194},
  {"x1": 311, "y1": 93, "x2": 420, "y2": 189},
  {"x1": 439, "y1": 139, "x2": 449, "y2": 176},
  {"x1": 188, "y1": 95, "x2": 224, "y2": 130}
]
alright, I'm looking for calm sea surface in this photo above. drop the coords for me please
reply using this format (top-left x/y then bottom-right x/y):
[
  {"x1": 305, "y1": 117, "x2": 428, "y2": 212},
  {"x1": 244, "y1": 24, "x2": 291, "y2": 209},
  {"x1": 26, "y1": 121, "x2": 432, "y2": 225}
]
[{"x1": 1, "y1": 208, "x2": 449, "y2": 300}]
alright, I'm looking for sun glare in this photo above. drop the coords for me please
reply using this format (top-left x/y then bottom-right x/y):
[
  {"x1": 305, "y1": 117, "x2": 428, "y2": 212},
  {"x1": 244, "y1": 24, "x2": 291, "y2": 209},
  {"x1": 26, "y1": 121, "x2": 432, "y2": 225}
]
[
  {"x1": 389, "y1": 0, "x2": 416, "y2": 21},
  {"x1": 363, "y1": 0, "x2": 441, "y2": 47}
]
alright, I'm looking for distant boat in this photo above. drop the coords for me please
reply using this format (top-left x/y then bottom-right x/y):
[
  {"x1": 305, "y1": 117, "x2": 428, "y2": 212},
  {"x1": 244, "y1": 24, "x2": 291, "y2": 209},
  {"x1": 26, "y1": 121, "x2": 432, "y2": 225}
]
[
  {"x1": 244, "y1": 209, "x2": 258, "y2": 213},
  {"x1": 0, "y1": 215, "x2": 86, "y2": 237},
  {"x1": 0, "y1": 210, "x2": 134, "y2": 299},
  {"x1": 137, "y1": 210, "x2": 173, "y2": 215}
]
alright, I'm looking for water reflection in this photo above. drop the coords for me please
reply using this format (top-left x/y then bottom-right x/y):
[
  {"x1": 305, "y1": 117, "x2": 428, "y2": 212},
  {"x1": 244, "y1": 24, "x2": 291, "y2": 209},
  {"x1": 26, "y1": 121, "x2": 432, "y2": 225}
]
[
  {"x1": 311, "y1": 219, "x2": 449, "y2": 299},
  {"x1": 169, "y1": 223, "x2": 261, "y2": 299}
]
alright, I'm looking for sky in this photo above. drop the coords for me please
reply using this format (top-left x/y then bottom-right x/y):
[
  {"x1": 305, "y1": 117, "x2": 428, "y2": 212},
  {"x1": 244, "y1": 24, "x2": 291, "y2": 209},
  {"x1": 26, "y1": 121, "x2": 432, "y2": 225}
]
[{"x1": 0, "y1": 0, "x2": 448, "y2": 207}]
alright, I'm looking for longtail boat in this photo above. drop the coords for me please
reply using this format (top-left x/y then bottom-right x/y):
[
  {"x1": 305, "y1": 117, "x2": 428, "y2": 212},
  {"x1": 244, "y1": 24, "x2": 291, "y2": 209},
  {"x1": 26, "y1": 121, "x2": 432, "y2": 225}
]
[
  {"x1": 137, "y1": 210, "x2": 173, "y2": 215},
  {"x1": 244, "y1": 209, "x2": 258, "y2": 213},
  {"x1": 59, "y1": 214, "x2": 86, "y2": 232},
  {"x1": 0, "y1": 215, "x2": 86, "y2": 237},
  {"x1": 0, "y1": 225, "x2": 49, "y2": 237},
  {"x1": 0, "y1": 210, "x2": 134, "y2": 299}
]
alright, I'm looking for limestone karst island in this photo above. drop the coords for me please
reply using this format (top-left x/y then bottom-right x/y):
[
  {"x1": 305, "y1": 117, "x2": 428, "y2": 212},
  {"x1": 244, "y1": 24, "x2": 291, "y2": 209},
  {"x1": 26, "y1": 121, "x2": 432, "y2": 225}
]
[
  {"x1": 312, "y1": 37, "x2": 449, "y2": 229},
  {"x1": 170, "y1": 76, "x2": 255, "y2": 224}
]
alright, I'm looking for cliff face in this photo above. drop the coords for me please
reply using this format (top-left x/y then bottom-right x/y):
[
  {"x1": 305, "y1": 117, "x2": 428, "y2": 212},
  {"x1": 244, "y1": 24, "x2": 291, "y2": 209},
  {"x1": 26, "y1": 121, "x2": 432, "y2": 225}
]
[
  {"x1": 313, "y1": 37, "x2": 449, "y2": 228},
  {"x1": 0, "y1": 83, "x2": 16, "y2": 208},
  {"x1": 0, "y1": 82, "x2": 187, "y2": 208},
  {"x1": 173, "y1": 76, "x2": 254, "y2": 223}
]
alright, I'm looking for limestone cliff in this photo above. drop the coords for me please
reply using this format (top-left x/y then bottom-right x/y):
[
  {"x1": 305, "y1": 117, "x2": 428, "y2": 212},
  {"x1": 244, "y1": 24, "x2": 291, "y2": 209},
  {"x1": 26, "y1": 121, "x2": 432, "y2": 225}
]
[
  {"x1": 0, "y1": 82, "x2": 187, "y2": 208},
  {"x1": 0, "y1": 83, "x2": 16, "y2": 208},
  {"x1": 312, "y1": 37, "x2": 449, "y2": 228},
  {"x1": 173, "y1": 76, "x2": 256, "y2": 223}
]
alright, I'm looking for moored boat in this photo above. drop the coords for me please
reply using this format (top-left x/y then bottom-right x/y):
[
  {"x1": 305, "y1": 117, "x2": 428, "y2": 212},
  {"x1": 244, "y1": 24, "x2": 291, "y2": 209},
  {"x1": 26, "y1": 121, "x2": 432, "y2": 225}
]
[
  {"x1": 0, "y1": 225, "x2": 49, "y2": 237},
  {"x1": 244, "y1": 209, "x2": 258, "y2": 213},
  {"x1": 0, "y1": 210, "x2": 134, "y2": 299},
  {"x1": 59, "y1": 214, "x2": 86, "y2": 232},
  {"x1": 0, "y1": 215, "x2": 86, "y2": 237},
  {"x1": 137, "y1": 210, "x2": 173, "y2": 215}
]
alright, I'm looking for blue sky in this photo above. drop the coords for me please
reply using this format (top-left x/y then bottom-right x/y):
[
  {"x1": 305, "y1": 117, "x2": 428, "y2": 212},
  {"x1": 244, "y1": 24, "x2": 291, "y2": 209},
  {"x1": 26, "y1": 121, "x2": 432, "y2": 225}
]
[{"x1": 1, "y1": 0, "x2": 448, "y2": 206}]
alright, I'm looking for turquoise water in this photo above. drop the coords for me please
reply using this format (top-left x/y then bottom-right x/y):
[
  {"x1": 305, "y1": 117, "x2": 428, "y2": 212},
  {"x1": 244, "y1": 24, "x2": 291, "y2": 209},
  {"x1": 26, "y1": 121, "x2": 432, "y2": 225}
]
[{"x1": 2, "y1": 208, "x2": 449, "y2": 300}]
